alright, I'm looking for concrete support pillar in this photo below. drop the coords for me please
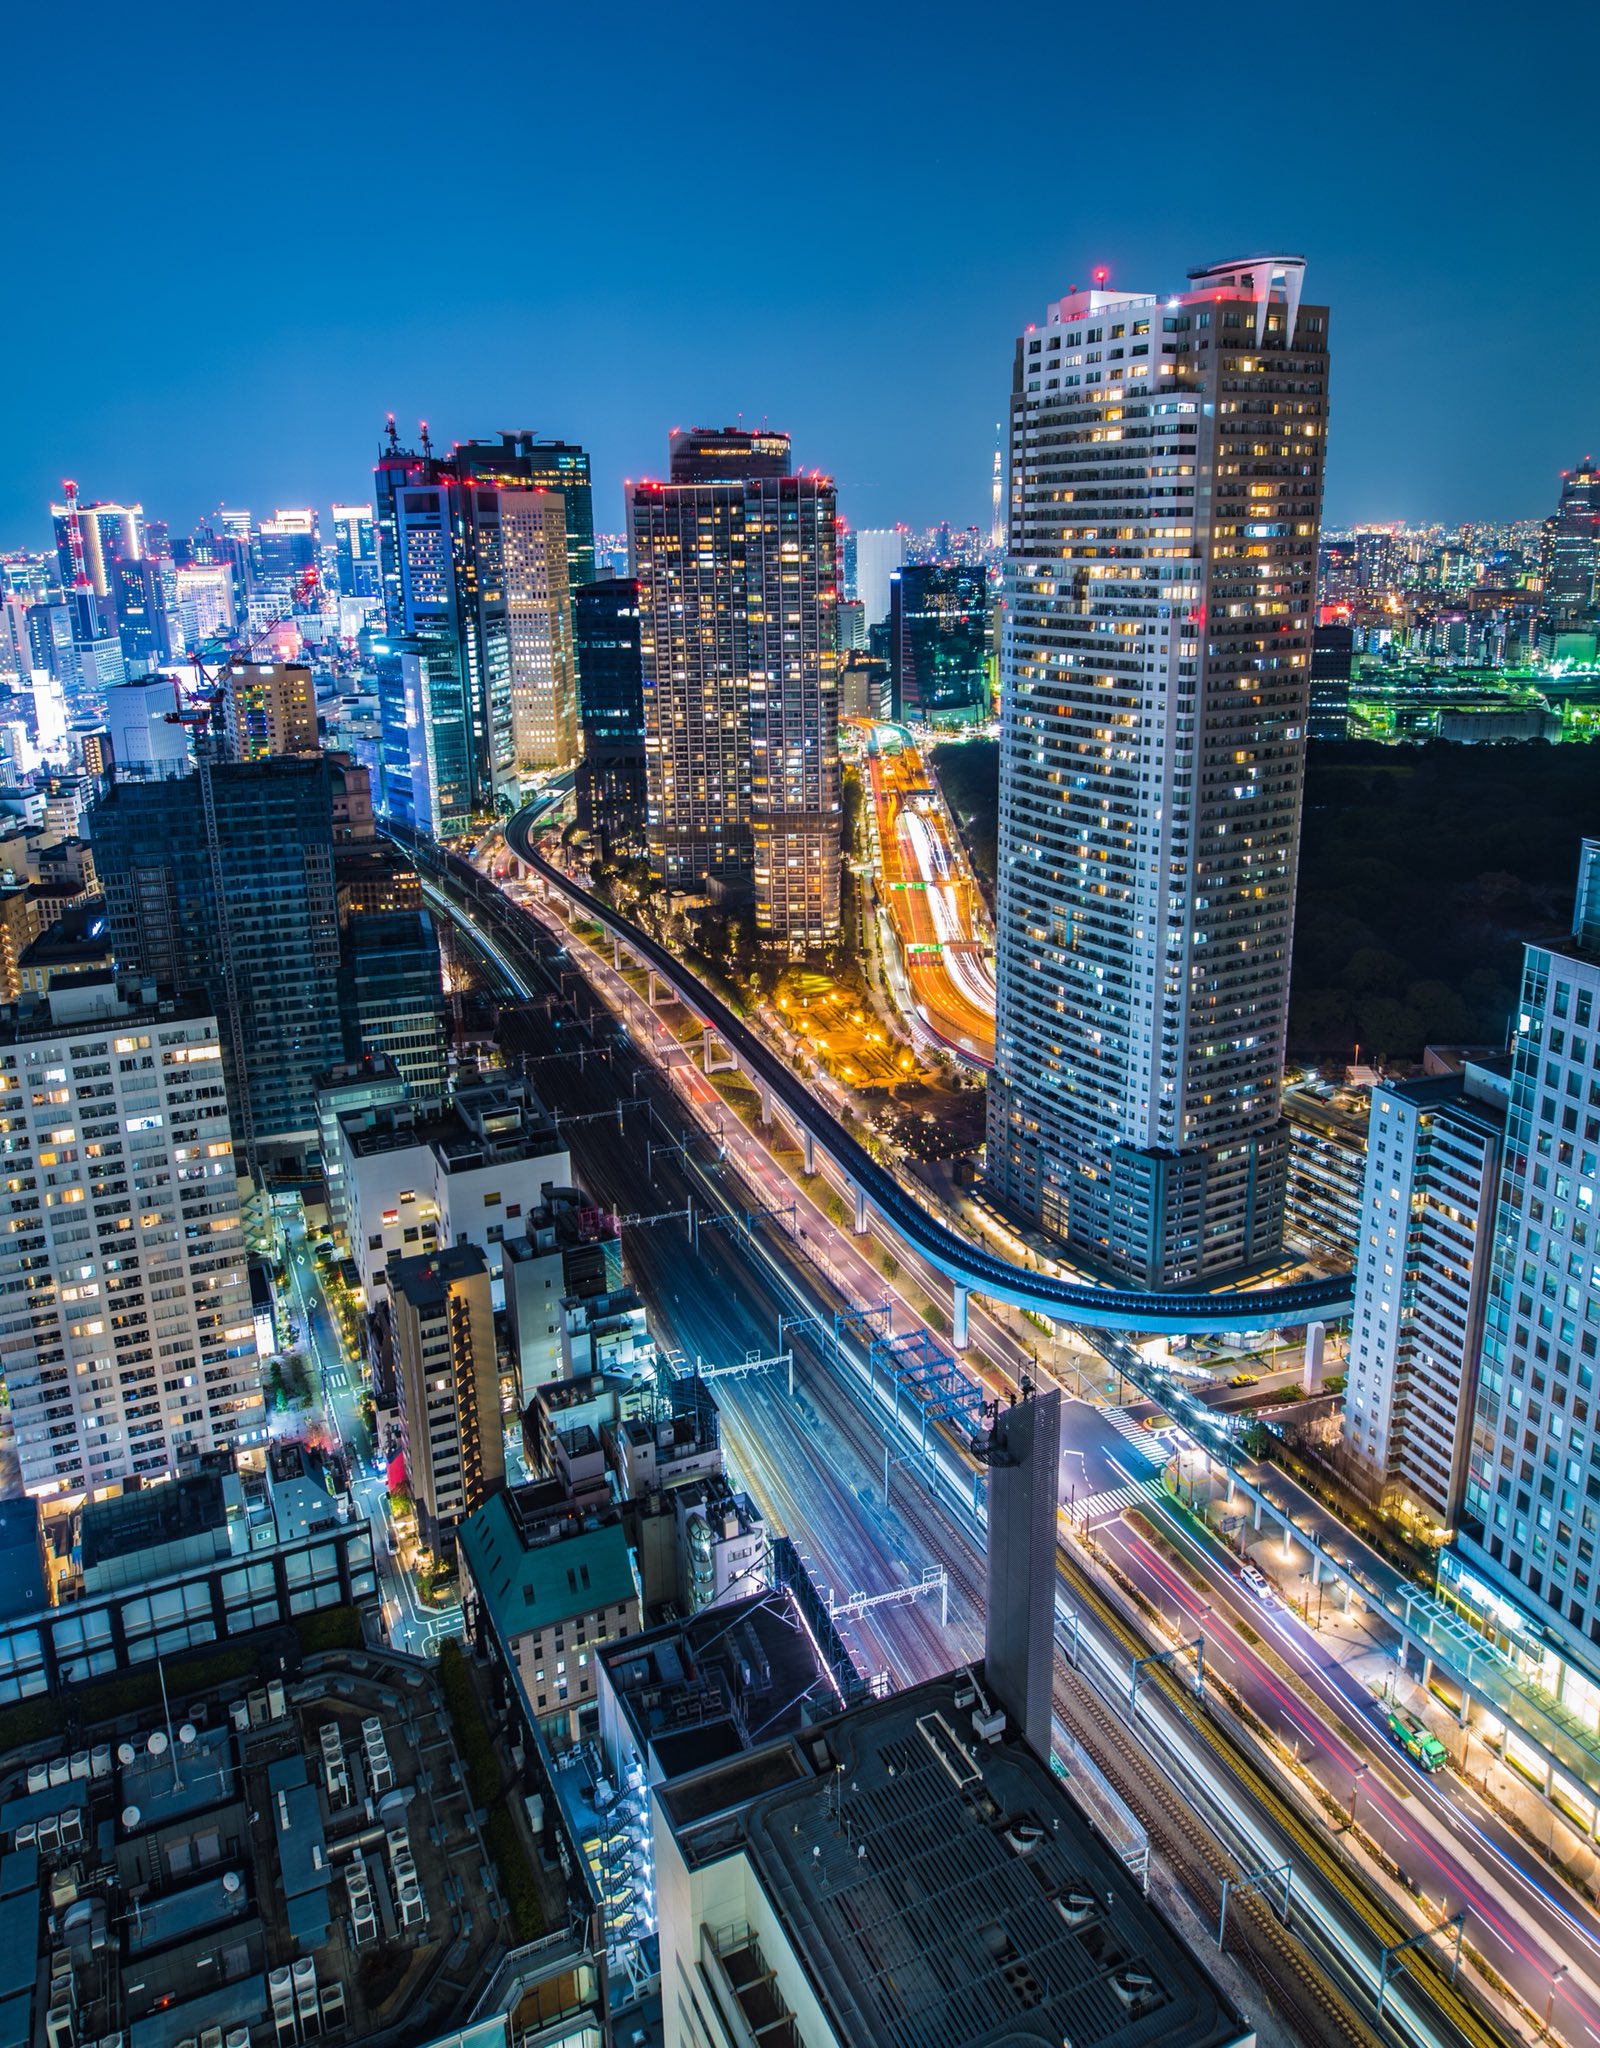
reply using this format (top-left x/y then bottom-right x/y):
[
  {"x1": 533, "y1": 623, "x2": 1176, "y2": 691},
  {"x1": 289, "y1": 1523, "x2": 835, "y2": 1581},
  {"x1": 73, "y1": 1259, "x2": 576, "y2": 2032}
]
[
  {"x1": 1546, "y1": 1758, "x2": 1556, "y2": 1796},
  {"x1": 612, "y1": 936, "x2": 622, "y2": 970},
  {"x1": 1422, "y1": 1656, "x2": 1434, "y2": 1690},
  {"x1": 952, "y1": 1286, "x2": 969, "y2": 1352},
  {"x1": 648, "y1": 969, "x2": 660, "y2": 1007},
  {"x1": 852, "y1": 1183, "x2": 868, "y2": 1235},
  {"x1": 760, "y1": 1082, "x2": 772, "y2": 1128},
  {"x1": 1253, "y1": 1498, "x2": 1263, "y2": 1532},
  {"x1": 1312, "y1": 1553, "x2": 1322, "y2": 1586},
  {"x1": 1457, "y1": 1693, "x2": 1471, "y2": 1730},
  {"x1": 803, "y1": 1130, "x2": 816, "y2": 1176}
]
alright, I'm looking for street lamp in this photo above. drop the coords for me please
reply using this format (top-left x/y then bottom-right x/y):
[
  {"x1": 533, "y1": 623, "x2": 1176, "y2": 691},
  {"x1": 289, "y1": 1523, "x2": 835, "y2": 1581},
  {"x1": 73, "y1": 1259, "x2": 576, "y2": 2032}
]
[
  {"x1": 1545, "y1": 1964, "x2": 1567, "y2": 2034},
  {"x1": 1348, "y1": 1761, "x2": 1368, "y2": 1826}
]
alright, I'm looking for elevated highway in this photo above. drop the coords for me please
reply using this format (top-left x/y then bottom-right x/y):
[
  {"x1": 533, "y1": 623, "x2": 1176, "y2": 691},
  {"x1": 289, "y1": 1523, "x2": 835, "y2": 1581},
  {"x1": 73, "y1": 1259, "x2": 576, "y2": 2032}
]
[{"x1": 401, "y1": 801, "x2": 1354, "y2": 1340}]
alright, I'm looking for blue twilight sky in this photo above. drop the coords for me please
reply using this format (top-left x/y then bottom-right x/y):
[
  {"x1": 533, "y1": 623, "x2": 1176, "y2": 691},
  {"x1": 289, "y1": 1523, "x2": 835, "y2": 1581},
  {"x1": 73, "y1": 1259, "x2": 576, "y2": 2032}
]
[{"x1": 3, "y1": 0, "x2": 1595, "y2": 550}]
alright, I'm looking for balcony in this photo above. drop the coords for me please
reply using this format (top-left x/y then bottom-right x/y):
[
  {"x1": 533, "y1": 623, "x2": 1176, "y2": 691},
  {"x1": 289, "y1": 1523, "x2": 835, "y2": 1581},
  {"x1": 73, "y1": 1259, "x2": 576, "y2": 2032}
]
[{"x1": 702, "y1": 1922, "x2": 803, "y2": 2048}]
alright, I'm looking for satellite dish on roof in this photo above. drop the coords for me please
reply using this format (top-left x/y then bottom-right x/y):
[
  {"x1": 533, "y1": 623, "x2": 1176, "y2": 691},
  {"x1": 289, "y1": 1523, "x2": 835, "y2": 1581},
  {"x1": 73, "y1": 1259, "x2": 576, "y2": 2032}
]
[
  {"x1": 147, "y1": 1730, "x2": 168, "y2": 1756},
  {"x1": 178, "y1": 1724, "x2": 197, "y2": 1746},
  {"x1": 222, "y1": 1871, "x2": 242, "y2": 1895},
  {"x1": 121, "y1": 1806, "x2": 141, "y2": 1831},
  {"x1": 116, "y1": 1743, "x2": 136, "y2": 1766}
]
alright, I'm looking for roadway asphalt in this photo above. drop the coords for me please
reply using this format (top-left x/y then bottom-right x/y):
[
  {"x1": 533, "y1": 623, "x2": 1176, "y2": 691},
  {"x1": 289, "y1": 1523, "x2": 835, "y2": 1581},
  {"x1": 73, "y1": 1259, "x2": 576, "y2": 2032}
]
[
  {"x1": 470, "y1": 939, "x2": 983, "y2": 1688},
  {"x1": 1094, "y1": 1493, "x2": 1600, "y2": 2032},
  {"x1": 278, "y1": 1220, "x2": 462, "y2": 1656},
  {"x1": 454, "y1": 862, "x2": 1599, "y2": 2043}
]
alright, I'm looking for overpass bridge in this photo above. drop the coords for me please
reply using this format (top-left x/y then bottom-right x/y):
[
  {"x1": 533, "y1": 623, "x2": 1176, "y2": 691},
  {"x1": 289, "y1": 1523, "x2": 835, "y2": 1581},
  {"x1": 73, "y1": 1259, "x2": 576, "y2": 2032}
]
[{"x1": 398, "y1": 803, "x2": 1353, "y2": 1342}]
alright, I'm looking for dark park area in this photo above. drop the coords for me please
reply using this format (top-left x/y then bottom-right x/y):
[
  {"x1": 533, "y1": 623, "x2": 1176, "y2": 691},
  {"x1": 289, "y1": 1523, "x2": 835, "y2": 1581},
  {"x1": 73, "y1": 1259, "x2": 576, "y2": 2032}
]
[{"x1": 932, "y1": 735, "x2": 1598, "y2": 1064}]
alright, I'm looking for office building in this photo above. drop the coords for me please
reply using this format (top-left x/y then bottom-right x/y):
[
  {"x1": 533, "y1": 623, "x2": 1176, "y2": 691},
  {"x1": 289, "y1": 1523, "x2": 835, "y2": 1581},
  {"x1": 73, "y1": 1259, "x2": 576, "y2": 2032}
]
[
  {"x1": 501, "y1": 488, "x2": 578, "y2": 773},
  {"x1": 0, "y1": 976, "x2": 262, "y2": 1499},
  {"x1": 987, "y1": 255, "x2": 1329, "y2": 1286},
  {"x1": 1542, "y1": 460, "x2": 1600, "y2": 619},
  {"x1": 256, "y1": 508, "x2": 320, "y2": 600},
  {"x1": 107, "y1": 554, "x2": 161, "y2": 670},
  {"x1": 1308, "y1": 621, "x2": 1354, "y2": 740},
  {"x1": 854, "y1": 525, "x2": 906, "y2": 627},
  {"x1": 1456, "y1": 845, "x2": 1600, "y2": 1659},
  {"x1": 889, "y1": 561, "x2": 990, "y2": 722},
  {"x1": 173, "y1": 562, "x2": 236, "y2": 648},
  {"x1": 647, "y1": 1662, "x2": 1244, "y2": 2048},
  {"x1": 375, "y1": 426, "x2": 587, "y2": 807},
  {"x1": 573, "y1": 576, "x2": 647, "y2": 855},
  {"x1": 331, "y1": 502, "x2": 379, "y2": 598},
  {"x1": 1344, "y1": 1058, "x2": 1509, "y2": 1527},
  {"x1": 104, "y1": 677, "x2": 193, "y2": 780},
  {"x1": 511, "y1": 437, "x2": 596, "y2": 590},
  {"x1": 632, "y1": 427, "x2": 841, "y2": 946},
  {"x1": 337, "y1": 907, "x2": 448, "y2": 1107},
  {"x1": 837, "y1": 652, "x2": 889, "y2": 721},
  {"x1": 65, "y1": 585, "x2": 126, "y2": 696},
  {"x1": 223, "y1": 661, "x2": 319, "y2": 760},
  {"x1": 90, "y1": 756, "x2": 345, "y2": 1171},
  {"x1": 52, "y1": 495, "x2": 141, "y2": 599},
  {"x1": 389, "y1": 1240, "x2": 502, "y2": 1551},
  {"x1": 371, "y1": 633, "x2": 474, "y2": 838}
]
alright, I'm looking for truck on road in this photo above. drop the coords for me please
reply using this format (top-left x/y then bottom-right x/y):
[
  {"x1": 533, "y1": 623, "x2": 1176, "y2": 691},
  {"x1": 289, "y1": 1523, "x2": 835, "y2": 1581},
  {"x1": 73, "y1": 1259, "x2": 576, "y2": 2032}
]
[{"x1": 1386, "y1": 1705, "x2": 1449, "y2": 1771}]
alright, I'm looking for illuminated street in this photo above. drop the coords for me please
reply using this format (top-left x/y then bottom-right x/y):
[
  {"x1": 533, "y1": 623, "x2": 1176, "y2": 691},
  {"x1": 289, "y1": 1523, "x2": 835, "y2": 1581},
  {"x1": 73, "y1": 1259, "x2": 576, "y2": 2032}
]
[{"x1": 861, "y1": 721, "x2": 995, "y2": 1066}]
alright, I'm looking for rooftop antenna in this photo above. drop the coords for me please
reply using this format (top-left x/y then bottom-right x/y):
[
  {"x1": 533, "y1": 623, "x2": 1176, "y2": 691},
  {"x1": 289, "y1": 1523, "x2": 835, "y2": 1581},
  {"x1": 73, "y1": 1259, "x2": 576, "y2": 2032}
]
[
  {"x1": 385, "y1": 412, "x2": 400, "y2": 453},
  {"x1": 61, "y1": 480, "x2": 90, "y2": 589},
  {"x1": 419, "y1": 419, "x2": 433, "y2": 459}
]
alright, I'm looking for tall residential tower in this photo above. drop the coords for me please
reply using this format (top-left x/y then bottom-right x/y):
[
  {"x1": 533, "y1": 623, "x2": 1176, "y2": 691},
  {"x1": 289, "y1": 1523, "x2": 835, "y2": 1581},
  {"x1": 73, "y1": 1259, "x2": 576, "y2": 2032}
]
[
  {"x1": 987, "y1": 257, "x2": 1329, "y2": 1286},
  {"x1": 631, "y1": 428, "x2": 841, "y2": 947}
]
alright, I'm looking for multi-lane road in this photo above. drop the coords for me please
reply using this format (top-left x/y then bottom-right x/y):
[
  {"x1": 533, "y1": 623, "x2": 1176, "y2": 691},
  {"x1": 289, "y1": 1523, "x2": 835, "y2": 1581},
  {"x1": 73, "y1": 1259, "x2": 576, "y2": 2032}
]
[
  {"x1": 860, "y1": 721, "x2": 996, "y2": 1066},
  {"x1": 420, "y1": 821, "x2": 1600, "y2": 2047}
]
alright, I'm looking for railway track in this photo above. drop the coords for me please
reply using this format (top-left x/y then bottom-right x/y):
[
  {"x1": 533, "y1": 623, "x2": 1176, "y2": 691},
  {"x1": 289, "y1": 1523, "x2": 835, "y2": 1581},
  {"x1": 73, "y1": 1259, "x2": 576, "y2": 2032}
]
[
  {"x1": 782, "y1": 1336, "x2": 1380, "y2": 2048},
  {"x1": 437, "y1": 872, "x2": 1499, "y2": 2048}
]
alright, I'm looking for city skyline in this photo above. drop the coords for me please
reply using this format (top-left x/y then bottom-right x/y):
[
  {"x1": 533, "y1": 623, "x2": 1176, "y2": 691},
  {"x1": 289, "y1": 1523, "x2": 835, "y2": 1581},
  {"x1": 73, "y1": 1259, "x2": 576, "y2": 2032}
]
[{"x1": 4, "y1": 3, "x2": 1597, "y2": 546}]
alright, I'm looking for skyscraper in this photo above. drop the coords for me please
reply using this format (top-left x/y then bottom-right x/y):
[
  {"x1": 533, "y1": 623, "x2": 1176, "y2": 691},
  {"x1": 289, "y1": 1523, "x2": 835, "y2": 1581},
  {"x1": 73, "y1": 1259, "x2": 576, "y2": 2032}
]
[
  {"x1": 573, "y1": 577, "x2": 647, "y2": 856},
  {"x1": 889, "y1": 562, "x2": 990, "y2": 722},
  {"x1": 854, "y1": 526, "x2": 907, "y2": 627},
  {"x1": 988, "y1": 256, "x2": 1329, "y2": 1286},
  {"x1": 90, "y1": 756, "x2": 345, "y2": 1171},
  {"x1": 330, "y1": 503, "x2": 379, "y2": 598},
  {"x1": 374, "y1": 425, "x2": 580, "y2": 807},
  {"x1": 1308, "y1": 622, "x2": 1354, "y2": 741},
  {"x1": 0, "y1": 975, "x2": 262, "y2": 1499},
  {"x1": 631, "y1": 428, "x2": 841, "y2": 946},
  {"x1": 1542, "y1": 460, "x2": 1600, "y2": 619},
  {"x1": 51, "y1": 494, "x2": 142, "y2": 600},
  {"x1": 1344, "y1": 1060, "x2": 1510, "y2": 1526},
  {"x1": 1454, "y1": 844, "x2": 1600, "y2": 1663}
]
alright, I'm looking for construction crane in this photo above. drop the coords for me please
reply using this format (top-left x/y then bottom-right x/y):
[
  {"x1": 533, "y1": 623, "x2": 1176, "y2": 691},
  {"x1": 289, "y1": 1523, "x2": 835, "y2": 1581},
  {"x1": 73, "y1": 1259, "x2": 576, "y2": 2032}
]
[{"x1": 164, "y1": 565, "x2": 321, "y2": 735}]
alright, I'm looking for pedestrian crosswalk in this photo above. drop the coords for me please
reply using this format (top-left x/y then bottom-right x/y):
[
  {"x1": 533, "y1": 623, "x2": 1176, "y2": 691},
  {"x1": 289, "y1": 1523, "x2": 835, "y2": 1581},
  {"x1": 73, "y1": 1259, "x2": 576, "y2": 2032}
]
[
  {"x1": 1068, "y1": 1479, "x2": 1156, "y2": 1529},
  {"x1": 1101, "y1": 1408, "x2": 1170, "y2": 1468}
]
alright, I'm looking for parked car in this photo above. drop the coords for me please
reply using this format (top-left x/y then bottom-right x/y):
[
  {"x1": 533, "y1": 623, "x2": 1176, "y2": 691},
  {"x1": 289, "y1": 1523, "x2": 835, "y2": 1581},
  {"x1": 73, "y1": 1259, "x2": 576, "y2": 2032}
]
[{"x1": 1240, "y1": 1565, "x2": 1274, "y2": 1604}]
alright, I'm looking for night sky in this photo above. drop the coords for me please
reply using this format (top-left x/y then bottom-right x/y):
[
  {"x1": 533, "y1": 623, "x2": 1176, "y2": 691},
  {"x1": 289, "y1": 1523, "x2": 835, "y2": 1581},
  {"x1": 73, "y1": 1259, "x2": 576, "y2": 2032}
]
[{"x1": 5, "y1": 0, "x2": 1595, "y2": 547}]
